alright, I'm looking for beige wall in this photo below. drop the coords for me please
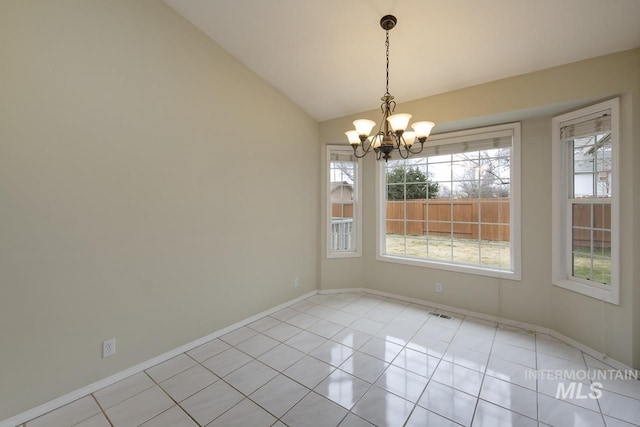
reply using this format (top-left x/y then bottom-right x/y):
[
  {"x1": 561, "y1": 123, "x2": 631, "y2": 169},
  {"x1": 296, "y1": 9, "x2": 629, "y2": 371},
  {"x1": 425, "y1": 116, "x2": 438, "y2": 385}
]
[
  {"x1": 320, "y1": 49, "x2": 639, "y2": 368},
  {"x1": 0, "y1": 0, "x2": 319, "y2": 420}
]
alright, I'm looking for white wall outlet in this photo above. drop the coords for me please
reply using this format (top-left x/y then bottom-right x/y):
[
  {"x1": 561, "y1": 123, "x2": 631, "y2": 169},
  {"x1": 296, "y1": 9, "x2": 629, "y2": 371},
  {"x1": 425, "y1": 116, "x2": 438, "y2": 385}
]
[
  {"x1": 103, "y1": 338, "x2": 116, "y2": 358},
  {"x1": 435, "y1": 282, "x2": 443, "y2": 293},
  {"x1": 294, "y1": 277, "x2": 299, "y2": 288}
]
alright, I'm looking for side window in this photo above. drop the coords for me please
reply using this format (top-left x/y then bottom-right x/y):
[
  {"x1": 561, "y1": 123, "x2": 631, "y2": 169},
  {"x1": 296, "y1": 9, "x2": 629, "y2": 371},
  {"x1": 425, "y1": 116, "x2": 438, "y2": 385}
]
[
  {"x1": 552, "y1": 98, "x2": 620, "y2": 304},
  {"x1": 327, "y1": 146, "x2": 362, "y2": 258}
]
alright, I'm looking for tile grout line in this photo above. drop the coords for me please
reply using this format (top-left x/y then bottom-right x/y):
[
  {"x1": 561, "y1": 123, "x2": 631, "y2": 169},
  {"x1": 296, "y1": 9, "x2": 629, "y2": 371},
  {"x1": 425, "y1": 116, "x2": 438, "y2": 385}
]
[{"x1": 86, "y1": 394, "x2": 113, "y2": 427}]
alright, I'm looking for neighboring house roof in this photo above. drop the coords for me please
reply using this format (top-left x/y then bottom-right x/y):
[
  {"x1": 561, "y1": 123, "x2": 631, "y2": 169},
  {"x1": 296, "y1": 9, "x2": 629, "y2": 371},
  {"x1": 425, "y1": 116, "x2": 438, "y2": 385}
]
[{"x1": 330, "y1": 181, "x2": 353, "y2": 193}]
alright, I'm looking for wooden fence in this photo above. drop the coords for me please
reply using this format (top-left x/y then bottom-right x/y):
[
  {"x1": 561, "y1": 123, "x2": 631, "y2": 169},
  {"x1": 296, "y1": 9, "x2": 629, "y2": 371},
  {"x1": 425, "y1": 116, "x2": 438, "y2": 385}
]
[
  {"x1": 332, "y1": 203, "x2": 353, "y2": 218},
  {"x1": 571, "y1": 203, "x2": 612, "y2": 249},
  {"x1": 385, "y1": 198, "x2": 510, "y2": 242},
  {"x1": 332, "y1": 198, "x2": 611, "y2": 247}
]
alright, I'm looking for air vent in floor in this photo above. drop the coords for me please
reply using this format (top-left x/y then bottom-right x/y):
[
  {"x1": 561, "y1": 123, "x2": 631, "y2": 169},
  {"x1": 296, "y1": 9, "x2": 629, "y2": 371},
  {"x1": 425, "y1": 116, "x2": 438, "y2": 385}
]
[{"x1": 428, "y1": 312, "x2": 452, "y2": 319}]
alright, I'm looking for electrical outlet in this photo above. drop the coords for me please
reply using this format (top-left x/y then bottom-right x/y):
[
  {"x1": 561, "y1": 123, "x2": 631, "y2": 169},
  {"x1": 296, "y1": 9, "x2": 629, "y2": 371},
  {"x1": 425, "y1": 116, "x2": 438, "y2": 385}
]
[
  {"x1": 103, "y1": 338, "x2": 116, "y2": 358},
  {"x1": 294, "y1": 277, "x2": 299, "y2": 288},
  {"x1": 435, "y1": 282, "x2": 443, "y2": 293}
]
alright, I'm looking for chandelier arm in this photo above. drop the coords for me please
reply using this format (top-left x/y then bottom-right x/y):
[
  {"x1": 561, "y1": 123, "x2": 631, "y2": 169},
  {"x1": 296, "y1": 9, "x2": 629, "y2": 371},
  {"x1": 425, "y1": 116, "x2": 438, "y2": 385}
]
[
  {"x1": 361, "y1": 138, "x2": 372, "y2": 153},
  {"x1": 407, "y1": 142, "x2": 426, "y2": 155},
  {"x1": 359, "y1": 138, "x2": 376, "y2": 156},
  {"x1": 351, "y1": 147, "x2": 370, "y2": 159},
  {"x1": 397, "y1": 144, "x2": 410, "y2": 159},
  {"x1": 397, "y1": 134, "x2": 417, "y2": 156}
]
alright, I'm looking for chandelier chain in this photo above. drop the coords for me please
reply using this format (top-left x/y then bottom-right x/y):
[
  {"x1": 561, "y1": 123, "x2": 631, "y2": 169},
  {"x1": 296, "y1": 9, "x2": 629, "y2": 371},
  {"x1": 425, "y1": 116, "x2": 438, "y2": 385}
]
[{"x1": 385, "y1": 29, "x2": 390, "y2": 96}]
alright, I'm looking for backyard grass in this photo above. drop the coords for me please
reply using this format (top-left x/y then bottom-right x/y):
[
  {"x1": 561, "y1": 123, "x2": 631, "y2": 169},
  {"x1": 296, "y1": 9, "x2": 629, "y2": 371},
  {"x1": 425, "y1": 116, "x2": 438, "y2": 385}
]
[
  {"x1": 385, "y1": 234, "x2": 510, "y2": 268},
  {"x1": 385, "y1": 234, "x2": 612, "y2": 284},
  {"x1": 572, "y1": 248, "x2": 612, "y2": 285}
]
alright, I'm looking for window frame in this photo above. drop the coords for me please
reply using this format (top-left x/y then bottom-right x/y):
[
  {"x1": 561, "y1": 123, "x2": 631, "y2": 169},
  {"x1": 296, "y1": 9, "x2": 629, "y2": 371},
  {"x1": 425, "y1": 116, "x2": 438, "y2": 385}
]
[
  {"x1": 551, "y1": 98, "x2": 620, "y2": 304},
  {"x1": 376, "y1": 122, "x2": 522, "y2": 280},
  {"x1": 326, "y1": 145, "x2": 363, "y2": 258}
]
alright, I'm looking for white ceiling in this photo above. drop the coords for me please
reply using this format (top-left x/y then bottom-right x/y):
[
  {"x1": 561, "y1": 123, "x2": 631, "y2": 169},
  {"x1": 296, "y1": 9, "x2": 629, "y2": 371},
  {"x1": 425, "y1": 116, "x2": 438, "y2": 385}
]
[{"x1": 164, "y1": 0, "x2": 640, "y2": 122}]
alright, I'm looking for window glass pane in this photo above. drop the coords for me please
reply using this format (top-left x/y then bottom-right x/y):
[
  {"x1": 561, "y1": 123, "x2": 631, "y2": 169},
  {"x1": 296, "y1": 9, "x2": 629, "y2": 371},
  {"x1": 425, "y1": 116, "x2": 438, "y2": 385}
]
[
  {"x1": 405, "y1": 235, "x2": 427, "y2": 258},
  {"x1": 405, "y1": 220, "x2": 425, "y2": 236},
  {"x1": 570, "y1": 201, "x2": 612, "y2": 285},
  {"x1": 329, "y1": 149, "x2": 358, "y2": 254},
  {"x1": 429, "y1": 154, "x2": 452, "y2": 164},
  {"x1": 593, "y1": 257, "x2": 611, "y2": 285},
  {"x1": 452, "y1": 161, "x2": 477, "y2": 181},
  {"x1": 572, "y1": 226, "x2": 591, "y2": 254},
  {"x1": 427, "y1": 202, "x2": 451, "y2": 222},
  {"x1": 453, "y1": 151, "x2": 480, "y2": 161},
  {"x1": 570, "y1": 132, "x2": 612, "y2": 199},
  {"x1": 573, "y1": 138, "x2": 595, "y2": 173},
  {"x1": 480, "y1": 202, "x2": 510, "y2": 224},
  {"x1": 477, "y1": 180, "x2": 508, "y2": 198},
  {"x1": 480, "y1": 224, "x2": 510, "y2": 241},
  {"x1": 595, "y1": 138, "x2": 612, "y2": 197},
  {"x1": 593, "y1": 204, "x2": 611, "y2": 229},
  {"x1": 453, "y1": 240, "x2": 479, "y2": 264},
  {"x1": 427, "y1": 162, "x2": 451, "y2": 182},
  {"x1": 572, "y1": 253, "x2": 592, "y2": 281},
  {"x1": 427, "y1": 220, "x2": 451, "y2": 237},
  {"x1": 572, "y1": 204, "x2": 591, "y2": 228},
  {"x1": 386, "y1": 219, "x2": 404, "y2": 235},
  {"x1": 483, "y1": 148, "x2": 508, "y2": 157},
  {"x1": 383, "y1": 133, "x2": 512, "y2": 270},
  {"x1": 386, "y1": 164, "x2": 405, "y2": 181},
  {"x1": 385, "y1": 233, "x2": 406, "y2": 256},
  {"x1": 331, "y1": 218, "x2": 353, "y2": 251},
  {"x1": 331, "y1": 203, "x2": 353, "y2": 219},
  {"x1": 387, "y1": 184, "x2": 406, "y2": 202},
  {"x1": 435, "y1": 182, "x2": 453, "y2": 199},
  {"x1": 405, "y1": 183, "x2": 428, "y2": 200},
  {"x1": 593, "y1": 230, "x2": 611, "y2": 257},
  {"x1": 427, "y1": 238, "x2": 452, "y2": 261},
  {"x1": 386, "y1": 200, "x2": 405, "y2": 220},
  {"x1": 452, "y1": 203, "x2": 473, "y2": 222},
  {"x1": 573, "y1": 173, "x2": 594, "y2": 198},
  {"x1": 481, "y1": 243, "x2": 510, "y2": 268}
]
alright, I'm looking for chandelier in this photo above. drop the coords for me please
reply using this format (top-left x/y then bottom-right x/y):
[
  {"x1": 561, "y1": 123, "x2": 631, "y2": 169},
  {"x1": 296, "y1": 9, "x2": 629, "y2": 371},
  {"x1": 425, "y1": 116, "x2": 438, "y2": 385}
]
[{"x1": 345, "y1": 15, "x2": 435, "y2": 161}]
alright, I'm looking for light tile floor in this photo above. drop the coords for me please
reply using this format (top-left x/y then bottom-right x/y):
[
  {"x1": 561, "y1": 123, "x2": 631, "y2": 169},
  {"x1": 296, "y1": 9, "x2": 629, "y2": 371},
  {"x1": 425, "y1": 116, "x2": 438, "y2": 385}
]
[{"x1": 21, "y1": 292, "x2": 640, "y2": 427}]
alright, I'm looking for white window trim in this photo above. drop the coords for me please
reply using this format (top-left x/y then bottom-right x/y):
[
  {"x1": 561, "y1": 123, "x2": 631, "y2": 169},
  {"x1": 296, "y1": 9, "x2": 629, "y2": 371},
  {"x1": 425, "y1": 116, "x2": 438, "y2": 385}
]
[
  {"x1": 376, "y1": 122, "x2": 522, "y2": 280},
  {"x1": 551, "y1": 98, "x2": 620, "y2": 304},
  {"x1": 326, "y1": 145, "x2": 363, "y2": 258}
]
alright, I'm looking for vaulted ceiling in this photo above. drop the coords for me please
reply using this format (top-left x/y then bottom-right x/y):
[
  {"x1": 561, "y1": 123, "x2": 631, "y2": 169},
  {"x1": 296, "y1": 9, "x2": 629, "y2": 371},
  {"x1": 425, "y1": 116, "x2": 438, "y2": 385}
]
[{"x1": 164, "y1": 0, "x2": 640, "y2": 121}]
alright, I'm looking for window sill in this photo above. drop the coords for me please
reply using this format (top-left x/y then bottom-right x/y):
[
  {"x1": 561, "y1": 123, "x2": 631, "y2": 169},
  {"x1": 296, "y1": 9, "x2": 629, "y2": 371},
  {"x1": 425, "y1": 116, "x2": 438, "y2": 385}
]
[
  {"x1": 553, "y1": 278, "x2": 619, "y2": 305},
  {"x1": 377, "y1": 253, "x2": 521, "y2": 281},
  {"x1": 327, "y1": 251, "x2": 362, "y2": 259}
]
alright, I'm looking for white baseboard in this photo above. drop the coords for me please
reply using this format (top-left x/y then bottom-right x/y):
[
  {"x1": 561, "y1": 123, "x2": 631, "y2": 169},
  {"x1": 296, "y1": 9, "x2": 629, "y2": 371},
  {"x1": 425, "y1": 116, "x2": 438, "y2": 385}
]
[
  {"x1": 317, "y1": 287, "x2": 366, "y2": 295},
  {"x1": 4, "y1": 286, "x2": 634, "y2": 426},
  {"x1": 0, "y1": 290, "x2": 317, "y2": 427}
]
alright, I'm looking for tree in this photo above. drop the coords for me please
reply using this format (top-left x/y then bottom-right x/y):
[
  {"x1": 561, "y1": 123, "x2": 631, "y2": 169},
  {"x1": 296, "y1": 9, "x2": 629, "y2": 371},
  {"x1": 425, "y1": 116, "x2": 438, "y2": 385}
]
[
  {"x1": 456, "y1": 149, "x2": 510, "y2": 198},
  {"x1": 387, "y1": 166, "x2": 439, "y2": 200}
]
